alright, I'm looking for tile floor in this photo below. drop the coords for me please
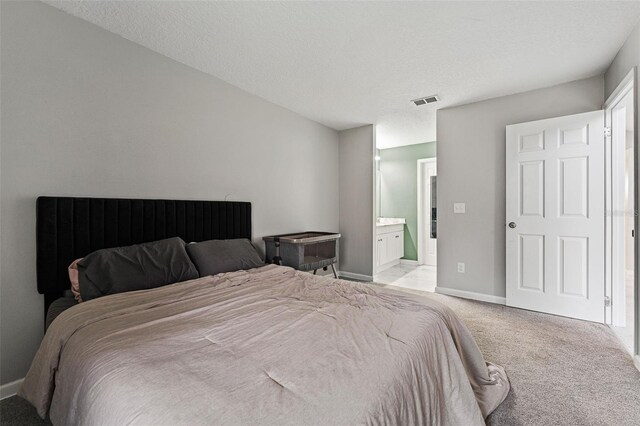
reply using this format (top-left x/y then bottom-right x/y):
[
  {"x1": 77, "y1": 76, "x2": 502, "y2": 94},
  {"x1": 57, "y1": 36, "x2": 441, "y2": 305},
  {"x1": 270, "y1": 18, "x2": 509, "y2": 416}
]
[{"x1": 373, "y1": 262, "x2": 437, "y2": 292}]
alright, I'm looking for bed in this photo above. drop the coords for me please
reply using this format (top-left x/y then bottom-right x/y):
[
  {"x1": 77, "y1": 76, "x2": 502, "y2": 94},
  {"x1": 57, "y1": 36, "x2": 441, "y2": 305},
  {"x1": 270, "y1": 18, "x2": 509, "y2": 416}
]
[{"x1": 21, "y1": 197, "x2": 509, "y2": 425}]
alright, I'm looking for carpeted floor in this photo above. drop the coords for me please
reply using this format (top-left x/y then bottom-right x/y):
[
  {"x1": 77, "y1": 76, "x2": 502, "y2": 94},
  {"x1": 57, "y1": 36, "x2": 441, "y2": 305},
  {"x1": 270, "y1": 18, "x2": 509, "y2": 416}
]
[
  {"x1": 1, "y1": 289, "x2": 639, "y2": 425},
  {"x1": 0, "y1": 396, "x2": 49, "y2": 426},
  {"x1": 401, "y1": 289, "x2": 640, "y2": 426}
]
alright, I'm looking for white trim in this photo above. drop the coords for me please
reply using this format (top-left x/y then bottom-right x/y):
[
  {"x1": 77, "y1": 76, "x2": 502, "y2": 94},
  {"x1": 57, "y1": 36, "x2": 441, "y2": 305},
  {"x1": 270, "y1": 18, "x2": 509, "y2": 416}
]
[
  {"x1": 0, "y1": 378, "x2": 23, "y2": 400},
  {"x1": 338, "y1": 271, "x2": 373, "y2": 282},
  {"x1": 604, "y1": 69, "x2": 635, "y2": 109},
  {"x1": 605, "y1": 73, "x2": 634, "y2": 327},
  {"x1": 603, "y1": 67, "x2": 637, "y2": 359},
  {"x1": 435, "y1": 286, "x2": 506, "y2": 305},
  {"x1": 372, "y1": 137, "x2": 378, "y2": 280},
  {"x1": 399, "y1": 259, "x2": 418, "y2": 266},
  {"x1": 417, "y1": 158, "x2": 437, "y2": 266},
  {"x1": 608, "y1": 324, "x2": 635, "y2": 356}
]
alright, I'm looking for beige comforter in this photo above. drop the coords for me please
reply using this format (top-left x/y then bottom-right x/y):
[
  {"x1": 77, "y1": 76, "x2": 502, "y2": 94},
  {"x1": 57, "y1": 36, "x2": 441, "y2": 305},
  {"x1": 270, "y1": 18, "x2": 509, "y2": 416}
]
[{"x1": 20, "y1": 265, "x2": 509, "y2": 425}]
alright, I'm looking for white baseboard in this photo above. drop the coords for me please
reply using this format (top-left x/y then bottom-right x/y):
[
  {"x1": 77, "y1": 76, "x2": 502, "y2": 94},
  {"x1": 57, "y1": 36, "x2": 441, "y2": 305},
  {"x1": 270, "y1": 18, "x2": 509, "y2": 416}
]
[
  {"x1": 338, "y1": 271, "x2": 373, "y2": 282},
  {"x1": 0, "y1": 378, "x2": 23, "y2": 400},
  {"x1": 635, "y1": 355, "x2": 640, "y2": 373},
  {"x1": 435, "y1": 286, "x2": 506, "y2": 305},
  {"x1": 399, "y1": 259, "x2": 418, "y2": 266}
]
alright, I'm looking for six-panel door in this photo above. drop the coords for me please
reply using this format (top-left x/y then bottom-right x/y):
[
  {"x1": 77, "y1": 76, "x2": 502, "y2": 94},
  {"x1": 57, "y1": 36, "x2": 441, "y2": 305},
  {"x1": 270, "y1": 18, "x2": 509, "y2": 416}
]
[{"x1": 506, "y1": 110, "x2": 605, "y2": 322}]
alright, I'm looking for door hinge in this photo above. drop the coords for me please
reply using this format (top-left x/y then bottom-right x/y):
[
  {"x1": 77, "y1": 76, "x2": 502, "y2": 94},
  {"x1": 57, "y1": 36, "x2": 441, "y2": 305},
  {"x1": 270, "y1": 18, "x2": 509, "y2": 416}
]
[
  {"x1": 605, "y1": 296, "x2": 611, "y2": 307},
  {"x1": 604, "y1": 127, "x2": 611, "y2": 137}
]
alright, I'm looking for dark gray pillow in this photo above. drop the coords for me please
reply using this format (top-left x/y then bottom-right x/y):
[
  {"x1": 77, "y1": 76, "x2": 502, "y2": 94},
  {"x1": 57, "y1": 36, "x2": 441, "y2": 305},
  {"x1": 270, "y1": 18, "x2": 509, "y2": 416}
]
[
  {"x1": 78, "y1": 237, "x2": 199, "y2": 302},
  {"x1": 186, "y1": 238, "x2": 264, "y2": 277}
]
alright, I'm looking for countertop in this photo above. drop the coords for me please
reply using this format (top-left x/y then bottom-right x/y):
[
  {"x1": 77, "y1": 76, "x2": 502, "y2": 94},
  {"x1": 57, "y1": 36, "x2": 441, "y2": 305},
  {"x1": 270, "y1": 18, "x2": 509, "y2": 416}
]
[{"x1": 376, "y1": 218, "x2": 406, "y2": 227}]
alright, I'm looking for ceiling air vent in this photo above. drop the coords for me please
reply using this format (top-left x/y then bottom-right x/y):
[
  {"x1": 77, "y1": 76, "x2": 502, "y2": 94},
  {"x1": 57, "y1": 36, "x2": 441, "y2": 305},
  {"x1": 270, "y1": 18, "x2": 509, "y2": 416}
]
[{"x1": 411, "y1": 95, "x2": 440, "y2": 106}]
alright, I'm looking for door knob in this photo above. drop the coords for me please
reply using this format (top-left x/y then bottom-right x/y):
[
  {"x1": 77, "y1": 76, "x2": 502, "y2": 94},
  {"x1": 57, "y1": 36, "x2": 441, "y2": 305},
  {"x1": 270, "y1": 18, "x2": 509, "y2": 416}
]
[{"x1": 508, "y1": 222, "x2": 517, "y2": 229}]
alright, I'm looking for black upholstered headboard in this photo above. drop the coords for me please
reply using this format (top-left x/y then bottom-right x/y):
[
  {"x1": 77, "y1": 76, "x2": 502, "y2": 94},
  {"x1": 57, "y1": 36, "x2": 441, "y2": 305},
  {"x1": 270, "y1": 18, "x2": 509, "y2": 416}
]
[{"x1": 36, "y1": 196, "x2": 252, "y2": 315}]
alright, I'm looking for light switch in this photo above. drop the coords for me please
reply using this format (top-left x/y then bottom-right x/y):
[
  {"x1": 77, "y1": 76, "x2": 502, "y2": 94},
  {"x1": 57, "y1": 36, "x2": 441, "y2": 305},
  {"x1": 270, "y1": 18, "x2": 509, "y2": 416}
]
[
  {"x1": 454, "y1": 203, "x2": 466, "y2": 214},
  {"x1": 457, "y1": 262, "x2": 465, "y2": 273}
]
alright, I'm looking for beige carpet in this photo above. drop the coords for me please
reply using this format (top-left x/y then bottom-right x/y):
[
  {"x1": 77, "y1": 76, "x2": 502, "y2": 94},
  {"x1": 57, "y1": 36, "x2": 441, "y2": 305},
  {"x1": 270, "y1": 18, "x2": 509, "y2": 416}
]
[
  {"x1": 382, "y1": 285, "x2": 640, "y2": 426},
  {"x1": 2, "y1": 287, "x2": 639, "y2": 425}
]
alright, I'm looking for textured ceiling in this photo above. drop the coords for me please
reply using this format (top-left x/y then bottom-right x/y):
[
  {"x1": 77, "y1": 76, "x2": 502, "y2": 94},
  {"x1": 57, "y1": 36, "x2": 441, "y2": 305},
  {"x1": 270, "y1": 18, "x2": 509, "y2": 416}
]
[{"x1": 44, "y1": 1, "x2": 640, "y2": 149}]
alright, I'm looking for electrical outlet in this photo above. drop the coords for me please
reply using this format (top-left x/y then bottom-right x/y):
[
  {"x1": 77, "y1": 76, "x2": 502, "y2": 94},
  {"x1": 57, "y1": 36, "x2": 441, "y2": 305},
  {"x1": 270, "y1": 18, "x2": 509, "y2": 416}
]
[
  {"x1": 454, "y1": 203, "x2": 466, "y2": 214},
  {"x1": 457, "y1": 262, "x2": 465, "y2": 273}
]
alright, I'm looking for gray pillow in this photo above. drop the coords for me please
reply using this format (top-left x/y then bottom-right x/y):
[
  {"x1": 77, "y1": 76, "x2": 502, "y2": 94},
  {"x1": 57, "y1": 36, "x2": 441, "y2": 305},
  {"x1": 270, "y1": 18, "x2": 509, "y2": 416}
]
[
  {"x1": 78, "y1": 237, "x2": 199, "y2": 302},
  {"x1": 186, "y1": 239, "x2": 264, "y2": 277}
]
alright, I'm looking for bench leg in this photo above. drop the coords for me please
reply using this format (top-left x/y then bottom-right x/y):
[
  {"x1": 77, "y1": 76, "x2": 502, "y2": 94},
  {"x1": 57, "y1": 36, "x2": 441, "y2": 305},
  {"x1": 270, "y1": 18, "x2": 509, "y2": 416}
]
[
  {"x1": 330, "y1": 263, "x2": 338, "y2": 279},
  {"x1": 313, "y1": 269, "x2": 317, "y2": 275}
]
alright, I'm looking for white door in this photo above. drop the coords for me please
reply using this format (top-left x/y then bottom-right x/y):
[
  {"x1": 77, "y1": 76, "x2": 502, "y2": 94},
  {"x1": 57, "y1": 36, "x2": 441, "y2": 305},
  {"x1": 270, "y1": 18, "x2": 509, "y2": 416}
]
[
  {"x1": 419, "y1": 159, "x2": 437, "y2": 266},
  {"x1": 506, "y1": 110, "x2": 605, "y2": 322}
]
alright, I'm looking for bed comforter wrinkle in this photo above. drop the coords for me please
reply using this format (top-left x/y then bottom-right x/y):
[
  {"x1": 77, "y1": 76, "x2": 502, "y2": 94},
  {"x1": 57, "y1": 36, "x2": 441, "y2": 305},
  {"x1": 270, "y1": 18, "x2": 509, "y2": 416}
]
[{"x1": 20, "y1": 265, "x2": 509, "y2": 425}]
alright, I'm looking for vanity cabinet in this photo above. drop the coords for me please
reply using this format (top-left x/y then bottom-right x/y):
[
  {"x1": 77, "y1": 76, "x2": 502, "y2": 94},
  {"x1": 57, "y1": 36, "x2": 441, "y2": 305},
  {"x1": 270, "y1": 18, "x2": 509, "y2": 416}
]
[{"x1": 376, "y1": 223, "x2": 404, "y2": 271}]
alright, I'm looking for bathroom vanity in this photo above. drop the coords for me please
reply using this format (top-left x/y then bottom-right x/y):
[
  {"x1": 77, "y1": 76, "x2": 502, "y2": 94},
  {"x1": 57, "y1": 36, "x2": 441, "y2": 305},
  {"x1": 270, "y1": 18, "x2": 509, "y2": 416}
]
[{"x1": 376, "y1": 218, "x2": 405, "y2": 272}]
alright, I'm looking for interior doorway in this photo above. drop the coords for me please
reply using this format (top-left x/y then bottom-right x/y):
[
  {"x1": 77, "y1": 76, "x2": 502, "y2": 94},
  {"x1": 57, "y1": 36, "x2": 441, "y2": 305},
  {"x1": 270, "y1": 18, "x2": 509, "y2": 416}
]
[
  {"x1": 374, "y1": 154, "x2": 438, "y2": 293},
  {"x1": 417, "y1": 159, "x2": 437, "y2": 267},
  {"x1": 605, "y1": 71, "x2": 636, "y2": 355}
]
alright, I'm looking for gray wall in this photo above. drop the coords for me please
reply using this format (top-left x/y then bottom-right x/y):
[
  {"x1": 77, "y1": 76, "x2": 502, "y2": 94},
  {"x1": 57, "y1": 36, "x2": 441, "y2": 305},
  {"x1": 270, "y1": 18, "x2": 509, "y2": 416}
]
[
  {"x1": 604, "y1": 19, "x2": 639, "y2": 357},
  {"x1": 605, "y1": 20, "x2": 639, "y2": 100},
  {"x1": 339, "y1": 125, "x2": 375, "y2": 278},
  {"x1": 0, "y1": 1, "x2": 339, "y2": 385},
  {"x1": 437, "y1": 76, "x2": 604, "y2": 298},
  {"x1": 379, "y1": 142, "x2": 437, "y2": 261}
]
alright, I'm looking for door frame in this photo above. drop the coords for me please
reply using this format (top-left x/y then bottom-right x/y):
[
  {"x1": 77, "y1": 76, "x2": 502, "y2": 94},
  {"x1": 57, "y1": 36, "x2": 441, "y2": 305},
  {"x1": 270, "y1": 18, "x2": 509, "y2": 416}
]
[
  {"x1": 604, "y1": 67, "x2": 638, "y2": 359},
  {"x1": 417, "y1": 158, "x2": 437, "y2": 266}
]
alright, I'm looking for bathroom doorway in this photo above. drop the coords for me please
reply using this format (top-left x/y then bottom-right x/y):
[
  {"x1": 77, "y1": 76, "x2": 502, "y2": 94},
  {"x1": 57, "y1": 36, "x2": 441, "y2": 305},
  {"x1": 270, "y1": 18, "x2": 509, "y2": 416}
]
[{"x1": 374, "y1": 145, "x2": 437, "y2": 292}]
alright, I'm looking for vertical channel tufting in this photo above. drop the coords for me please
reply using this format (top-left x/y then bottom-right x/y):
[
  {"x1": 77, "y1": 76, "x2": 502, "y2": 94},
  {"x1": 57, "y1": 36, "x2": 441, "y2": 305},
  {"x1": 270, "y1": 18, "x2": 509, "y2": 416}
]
[
  {"x1": 241, "y1": 203, "x2": 248, "y2": 238},
  {"x1": 212, "y1": 203, "x2": 220, "y2": 239},
  {"x1": 241, "y1": 204, "x2": 249, "y2": 239},
  {"x1": 90, "y1": 199, "x2": 105, "y2": 252},
  {"x1": 226, "y1": 203, "x2": 234, "y2": 238},
  {"x1": 176, "y1": 201, "x2": 186, "y2": 240},
  {"x1": 194, "y1": 202, "x2": 204, "y2": 242},
  {"x1": 104, "y1": 199, "x2": 118, "y2": 248},
  {"x1": 143, "y1": 201, "x2": 153, "y2": 242},
  {"x1": 117, "y1": 200, "x2": 130, "y2": 247},
  {"x1": 36, "y1": 197, "x2": 58, "y2": 294},
  {"x1": 233, "y1": 203, "x2": 242, "y2": 238},
  {"x1": 74, "y1": 198, "x2": 90, "y2": 257},
  {"x1": 185, "y1": 202, "x2": 195, "y2": 243},
  {"x1": 57, "y1": 199, "x2": 74, "y2": 288},
  {"x1": 166, "y1": 201, "x2": 176, "y2": 238},
  {"x1": 203, "y1": 202, "x2": 212, "y2": 240},
  {"x1": 131, "y1": 200, "x2": 144, "y2": 243},
  {"x1": 248, "y1": 204, "x2": 252, "y2": 238},
  {"x1": 155, "y1": 200, "x2": 166, "y2": 240},
  {"x1": 36, "y1": 196, "x2": 251, "y2": 320},
  {"x1": 247, "y1": 204, "x2": 252, "y2": 238},
  {"x1": 219, "y1": 203, "x2": 227, "y2": 239}
]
